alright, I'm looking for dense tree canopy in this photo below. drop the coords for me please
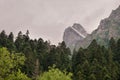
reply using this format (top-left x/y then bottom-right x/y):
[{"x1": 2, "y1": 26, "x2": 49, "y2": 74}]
[
  {"x1": 37, "y1": 66, "x2": 72, "y2": 80},
  {"x1": 0, "y1": 47, "x2": 30, "y2": 80},
  {"x1": 0, "y1": 30, "x2": 120, "y2": 80}
]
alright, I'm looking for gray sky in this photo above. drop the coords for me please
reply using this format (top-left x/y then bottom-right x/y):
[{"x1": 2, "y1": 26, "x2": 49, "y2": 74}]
[{"x1": 0, "y1": 0, "x2": 120, "y2": 45}]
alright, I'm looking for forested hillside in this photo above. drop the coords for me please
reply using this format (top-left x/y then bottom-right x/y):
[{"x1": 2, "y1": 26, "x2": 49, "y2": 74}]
[{"x1": 0, "y1": 30, "x2": 120, "y2": 80}]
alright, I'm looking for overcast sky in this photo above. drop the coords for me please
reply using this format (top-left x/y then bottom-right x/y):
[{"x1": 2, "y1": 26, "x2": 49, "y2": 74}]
[{"x1": 0, "y1": 0, "x2": 120, "y2": 44}]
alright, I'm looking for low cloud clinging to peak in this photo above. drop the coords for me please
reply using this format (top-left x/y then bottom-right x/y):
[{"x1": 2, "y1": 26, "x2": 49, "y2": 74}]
[{"x1": 0, "y1": 0, "x2": 120, "y2": 44}]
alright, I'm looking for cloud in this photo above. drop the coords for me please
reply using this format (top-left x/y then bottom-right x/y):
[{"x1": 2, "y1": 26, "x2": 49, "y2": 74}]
[{"x1": 0, "y1": 0, "x2": 119, "y2": 44}]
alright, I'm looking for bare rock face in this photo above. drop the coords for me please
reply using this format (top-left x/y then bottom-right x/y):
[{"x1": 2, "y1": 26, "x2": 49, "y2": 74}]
[
  {"x1": 63, "y1": 23, "x2": 88, "y2": 52},
  {"x1": 75, "y1": 6, "x2": 120, "y2": 50},
  {"x1": 63, "y1": 6, "x2": 120, "y2": 52}
]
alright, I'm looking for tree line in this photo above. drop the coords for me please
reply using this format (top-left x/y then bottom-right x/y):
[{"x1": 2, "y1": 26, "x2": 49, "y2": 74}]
[
  {"x1": 0, "y1": 30, "x2": 120, "y2": 80},
  {"x1": 72, "y1": 38, "x2": 120, "y2": 80},
  {"x1": 0, "y1": 30, "x2": 71, "y2": 80}
]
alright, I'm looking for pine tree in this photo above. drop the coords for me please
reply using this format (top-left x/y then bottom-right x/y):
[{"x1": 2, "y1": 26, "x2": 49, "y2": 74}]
[
  {"x1": 115, "y1": 39, "x2": 120, "y2": 63},
  {"x1": 7, "y1": 32, "x2": 15, "y2": 52},
  {"x1": 15, "y1": 31, "x2": 24, "y2": 52},
  {"x1": 0, "y1": 30, "x2": 8, "y2": 47},
  {"x1": 109, "y1": 37, "x2": 116, "y2": 54}
]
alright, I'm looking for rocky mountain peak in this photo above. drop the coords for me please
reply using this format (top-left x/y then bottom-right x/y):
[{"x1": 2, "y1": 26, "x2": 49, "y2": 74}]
[
  {"x1": 72, "y1": 23, "x2": 88, "y2": 37},
  {"x1": 63, "y1": 6, "x2": 120, "y2": 52},
  {"x1": 63, "y1": 23, "x2": 88, "y2": 52},
  {"x1": 109, "y1": 5, "x2": 120, "y2": 22}
]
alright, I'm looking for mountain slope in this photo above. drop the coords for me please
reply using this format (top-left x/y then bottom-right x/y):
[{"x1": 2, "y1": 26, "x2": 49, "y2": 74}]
[
  {"x1": 63, "y1": 6, "x2": 120, "y2": 51},
  {"x1": 63, "y1": 23, "x2": 88, "y2": 52},
  {"x1": 75, "y1": 6, "x2": 120, "y2": 50}
]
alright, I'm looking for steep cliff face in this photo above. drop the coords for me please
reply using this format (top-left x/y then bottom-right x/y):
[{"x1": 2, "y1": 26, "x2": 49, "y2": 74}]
[
  {"x1": 63, "y1": 6, "x2": 120, "y2": 51},
  {"x1": 75, "y1": 6, "x2": 120, "y2": 50},
  {"x1": 63, "y1": 23, "x2": 88, "y2": 52}
]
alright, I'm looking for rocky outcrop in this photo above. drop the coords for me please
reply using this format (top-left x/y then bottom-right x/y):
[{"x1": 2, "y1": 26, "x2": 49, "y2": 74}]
[
  {"x1": 63, "y1": 23, "x2": 88, "y2": 52},
  {"x1": 63, "y1": 6, "x2": 120, "y2": 52},
  {"x1": 75, "y1": 6, "x2": 120, "y2": 50}
]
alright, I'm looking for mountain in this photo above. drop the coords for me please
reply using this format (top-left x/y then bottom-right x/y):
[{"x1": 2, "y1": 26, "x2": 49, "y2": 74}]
[
  {"x1": 63, "y1": 23, "x2": 88, "y2": 52},
  {"x1": 63, "y1": 6, "x2": 120, "y2": 51}
]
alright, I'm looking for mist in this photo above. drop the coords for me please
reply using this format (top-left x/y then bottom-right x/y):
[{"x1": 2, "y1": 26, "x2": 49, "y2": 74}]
[{"x1": 0, "y1": 0, "x2": 120, "y2": 44}]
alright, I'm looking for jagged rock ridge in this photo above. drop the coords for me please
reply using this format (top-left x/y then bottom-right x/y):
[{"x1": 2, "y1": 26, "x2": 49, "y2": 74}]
[
  {"x1": 63, "y1": 23, "x2": 88, "y2": 52},
  {"x1": 63, "y1": 6, "x2": 120, "y2": 51}
]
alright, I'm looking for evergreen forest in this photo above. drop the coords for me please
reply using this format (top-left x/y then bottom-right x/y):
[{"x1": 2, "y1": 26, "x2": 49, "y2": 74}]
[{"x1": 0, "y1": 30, "x2": 120, "y2": 80}]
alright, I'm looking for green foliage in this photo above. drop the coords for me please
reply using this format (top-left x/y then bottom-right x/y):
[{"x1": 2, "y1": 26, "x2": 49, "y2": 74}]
[
  {"x1": 88, "y1": 74, "x2": 96, "y2": 80},
  {"x1": 0, "y1": 47, "x2": 30, "y2": 80},
  {"x1": 5, "y1": 69, "x2": 31, "y2": 80},
  {"x1": 43, "y1": 41, "x2": 71, "y2": 72},
  {"x1": 114, "y1": 39, "x2": 120, "y2": 63},
  {"x1": 0, "y1": 30, "x2": 8, "y2": 48},
  {"x1": 37, "y1": 66, "x2": 72, "y2": 80},
  {"x1": 0, "y1": 30, "x2": 120, "y2": 80},
  {"x1": 72, "y1": 39, "x2": 119, "y2": 80}
]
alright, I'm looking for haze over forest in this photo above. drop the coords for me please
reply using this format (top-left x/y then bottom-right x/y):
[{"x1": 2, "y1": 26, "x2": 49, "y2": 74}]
[
  {"x1": 0, "y1": 0, "x2": 120, "y2": 44},
  {"x1": 0, "y1": 1, "x2": 120, "y2": 80}
]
